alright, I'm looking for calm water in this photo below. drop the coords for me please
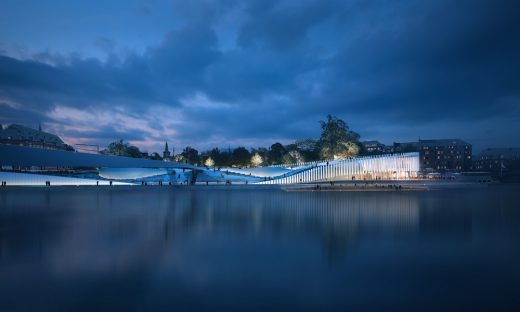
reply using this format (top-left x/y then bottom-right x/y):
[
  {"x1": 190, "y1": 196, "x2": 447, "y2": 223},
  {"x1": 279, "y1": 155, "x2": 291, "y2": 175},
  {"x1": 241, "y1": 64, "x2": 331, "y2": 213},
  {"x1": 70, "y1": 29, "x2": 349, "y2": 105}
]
[{"x1": 1, "y1": 185, "x2": 519, "y2": 311}]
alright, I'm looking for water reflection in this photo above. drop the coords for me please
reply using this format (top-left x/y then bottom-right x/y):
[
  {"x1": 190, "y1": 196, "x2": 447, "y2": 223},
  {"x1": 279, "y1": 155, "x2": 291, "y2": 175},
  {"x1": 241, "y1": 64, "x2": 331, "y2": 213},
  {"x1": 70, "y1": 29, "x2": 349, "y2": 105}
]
[
  {"x1": 12, "y1": 190, "x2": 422, "y2": 266},
  {"x1": 0, "y1": 186, "x2": 519, "y2": 311}
]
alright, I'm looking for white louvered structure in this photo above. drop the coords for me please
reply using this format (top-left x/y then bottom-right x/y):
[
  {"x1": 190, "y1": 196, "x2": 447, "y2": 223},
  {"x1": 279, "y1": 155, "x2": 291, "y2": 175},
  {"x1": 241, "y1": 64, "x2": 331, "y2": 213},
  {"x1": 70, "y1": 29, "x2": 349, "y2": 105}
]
[{"x1": 256, "y1": 152, "x2": 420, "y2": 184}]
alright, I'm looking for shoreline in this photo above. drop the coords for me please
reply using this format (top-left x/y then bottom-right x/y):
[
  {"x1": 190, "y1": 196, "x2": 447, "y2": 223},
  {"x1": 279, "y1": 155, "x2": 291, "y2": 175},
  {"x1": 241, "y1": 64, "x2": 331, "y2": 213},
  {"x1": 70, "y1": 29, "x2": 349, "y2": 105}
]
[
  {"x1": 0, "y1": 181, "x2": 495, "y2": 191},
  {"x1": 283, "y1": 184, "x2": 431, "y2": 192}
]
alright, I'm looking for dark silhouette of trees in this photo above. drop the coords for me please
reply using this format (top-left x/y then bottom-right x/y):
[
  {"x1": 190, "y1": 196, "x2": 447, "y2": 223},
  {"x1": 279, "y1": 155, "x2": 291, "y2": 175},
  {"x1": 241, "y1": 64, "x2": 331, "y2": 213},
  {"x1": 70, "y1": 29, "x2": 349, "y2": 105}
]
[
  {"x1": 401, "y1": 144, "x2": 418, "y2": 153},
  {"x1": 181, "y1": 146, "x2": 199, "y2": 164},
  {"x1": 104, "y1": 139, "x2": 143, "y2": 158},
  {"x1": 149, "y1": 152, "x2": 163, "y2": 160},
  {"x1": 232, "y1": 147, "x2": 251, "y2": 167},
  {"x1": 269, "y1": 143, "x2": 286, "y2": 164},
  {"x1": 295, "y1": 138, "x2": 320, "y2": 161},
  {"x1": 105, "y1": 115, "x2": 363, "y2": 166},
  {"x1": 194, "y1": 115, "x2": 362, "y2": 166}
]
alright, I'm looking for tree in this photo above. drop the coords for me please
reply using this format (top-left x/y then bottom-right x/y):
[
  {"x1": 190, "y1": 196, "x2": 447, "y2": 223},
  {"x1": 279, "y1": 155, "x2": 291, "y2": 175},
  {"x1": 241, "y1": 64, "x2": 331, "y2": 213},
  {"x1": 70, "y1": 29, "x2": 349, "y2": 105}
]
[
  {"x1": 217, "y1": 150, "x2": 232, "y2": 167},
  {"x1": 319, "y1": 115, "x2": 360, "y2": 159},
  {"x1": 204, "y1": 157, "x2": 215, "y2": 167},
  {"x1": 332, "y1": 141, "x2": 360, "y2": 159},
  {"x1": 288, "y1": 150, "x2": 305, "y2": 163},
  {"x1": 149, "y1": 152, "x2": 163, "y2": 161},
  {"x1": 295, "y1": 138, "x2": 318, "y2": 152},
  {"x1": 402, "y1": 144, "x2": 418, "y2": 153},
  {"x1": 269, "y1": 143, "x2": 286, "y2": 165},
  {"x1": 252, "y1": 147, "x2": 270, "y2": 165},
  {"x1": 286, "y1": 143, "x2": 298, "y2": 151},
  {"x1": 181, "y1": 146, "x2": 199, "y2": 164},
  {"x1": 251, "y1": 153, "x2": 263, "y2": 167},
  {"x1": 105, "y1": 139, "x2": 143, "y2": 158},
  {"x1": 282, "y1": 153, "x2": 295, "y2": 164},
  {"x1": 106, "y1": 139, "x2": 126, "y2": 156},
  {"x1": 204, "y1": 148, "x2": 226, "y2": 167},
  {"x1": 126, "y1": 145, "x2": 143, "y2": 158},
  {"x1": 232, "y1": 147, "x2": 251, "y2": 167},
  {"x1": 295, "y1": 138, "x2": 320, "y2": 162},
  {"x1": 209, "y1": 148, "x2": 221, "y2": 159}
]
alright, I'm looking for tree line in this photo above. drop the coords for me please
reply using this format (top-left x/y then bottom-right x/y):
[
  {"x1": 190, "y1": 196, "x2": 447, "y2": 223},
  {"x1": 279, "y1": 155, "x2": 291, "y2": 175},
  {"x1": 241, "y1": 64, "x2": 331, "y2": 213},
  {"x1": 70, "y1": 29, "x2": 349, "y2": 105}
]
[{"x1": 103, "y1": 115, "x2": 362, "y2": 167}]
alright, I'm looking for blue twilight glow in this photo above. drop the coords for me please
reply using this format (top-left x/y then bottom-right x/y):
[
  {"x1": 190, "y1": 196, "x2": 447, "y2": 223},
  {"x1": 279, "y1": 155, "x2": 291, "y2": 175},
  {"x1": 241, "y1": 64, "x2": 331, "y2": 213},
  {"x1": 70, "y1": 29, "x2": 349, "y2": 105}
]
[{"x1": 0, "y1": 0, "x2": 519, "y2": 152}]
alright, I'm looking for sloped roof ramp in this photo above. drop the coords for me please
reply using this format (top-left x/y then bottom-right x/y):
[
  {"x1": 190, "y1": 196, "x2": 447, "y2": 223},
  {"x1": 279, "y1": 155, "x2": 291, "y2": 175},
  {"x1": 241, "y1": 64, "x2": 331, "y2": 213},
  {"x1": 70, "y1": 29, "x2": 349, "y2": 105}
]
[{"x1": 0, "y1": 144, "x2": 195, "y2": 169}]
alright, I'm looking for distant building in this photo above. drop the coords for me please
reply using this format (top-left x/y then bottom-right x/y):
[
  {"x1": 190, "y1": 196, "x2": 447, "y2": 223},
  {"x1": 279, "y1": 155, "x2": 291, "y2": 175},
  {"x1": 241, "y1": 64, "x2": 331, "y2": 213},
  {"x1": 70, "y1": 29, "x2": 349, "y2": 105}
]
[
  {"x1": 394, "y1": 139, "x2": 472, "y2": 172},
  {"x1": 393, "y1": 141, "x2": 420, "y2": 153},
  {"x1": 383, "y1": 145, "x2": 395, "y2": 154},
  {"x1": 163, "y1": 141, "x2": 171, "y2": 159},
  {"x1": 0, "y1": 124, "x2": 73, "y2": 151},
  {"x1": 474, "y1": 148, "x2": 520, "y2": 180},
  {"x1": 361, "y1": 141, "x2": 386, "y2": 154}
]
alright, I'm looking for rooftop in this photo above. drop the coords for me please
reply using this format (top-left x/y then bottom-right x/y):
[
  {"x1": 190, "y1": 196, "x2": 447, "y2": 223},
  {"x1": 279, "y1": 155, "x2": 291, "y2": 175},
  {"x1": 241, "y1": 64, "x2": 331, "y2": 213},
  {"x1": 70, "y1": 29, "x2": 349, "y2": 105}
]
[
  {"x1": 418, "y1": 139, "x2": 470, "y2": 146},
  {"x1": 0, "y1": 124, "x2": 66, "y2": 146},
  {"x1": 477, "y1": 148, "x2": 520, "y2": 159}
]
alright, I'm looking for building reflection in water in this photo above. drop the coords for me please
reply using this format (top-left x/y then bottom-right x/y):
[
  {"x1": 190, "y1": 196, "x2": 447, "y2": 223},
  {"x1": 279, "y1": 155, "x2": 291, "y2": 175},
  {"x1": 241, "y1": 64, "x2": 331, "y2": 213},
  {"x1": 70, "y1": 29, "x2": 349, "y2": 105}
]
[
  {"x1": 1, "y1": 188, "x2": 473, "y2": 271},
  {"x1": 0, "y1": 187, "x2": 500, "y2": 311},
  {"x1": 174, "y1": 190, "x2": 421, "y2": 261}
]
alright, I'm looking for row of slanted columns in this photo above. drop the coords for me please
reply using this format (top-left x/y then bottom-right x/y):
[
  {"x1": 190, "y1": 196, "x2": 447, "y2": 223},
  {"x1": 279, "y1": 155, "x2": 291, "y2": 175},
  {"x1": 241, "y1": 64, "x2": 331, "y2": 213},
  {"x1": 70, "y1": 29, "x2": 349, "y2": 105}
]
[{"x1": 262, "y1": 153, "x2": 420, "y2": 184}]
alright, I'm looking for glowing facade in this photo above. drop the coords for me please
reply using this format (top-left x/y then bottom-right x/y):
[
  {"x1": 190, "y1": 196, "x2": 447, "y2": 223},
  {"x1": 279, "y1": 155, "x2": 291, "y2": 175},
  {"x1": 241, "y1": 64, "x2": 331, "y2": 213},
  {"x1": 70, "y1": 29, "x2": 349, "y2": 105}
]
[
  {"x1": 256, "y1": 153, "x2": 420, "y2": 184},
  {"x1": 0, "y1": 143, "x2": 420, "y2": 186}
]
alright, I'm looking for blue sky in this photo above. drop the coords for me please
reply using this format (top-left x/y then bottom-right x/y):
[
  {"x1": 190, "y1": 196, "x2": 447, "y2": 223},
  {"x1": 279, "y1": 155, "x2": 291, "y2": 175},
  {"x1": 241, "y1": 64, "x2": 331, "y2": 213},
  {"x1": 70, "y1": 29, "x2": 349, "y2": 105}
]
[{"x1": 1, "y1": 0, "x2": 519, "y2": 153}]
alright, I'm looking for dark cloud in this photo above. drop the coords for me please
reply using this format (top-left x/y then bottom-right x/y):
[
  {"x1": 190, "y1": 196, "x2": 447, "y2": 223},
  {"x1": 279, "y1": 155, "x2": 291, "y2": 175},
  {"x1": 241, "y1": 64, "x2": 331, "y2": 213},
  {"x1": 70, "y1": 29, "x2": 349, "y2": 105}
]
[
  {"x1": 237, "y1": 0, "x2": 339, "y2": 50},
  {"x1": 0, "y1": 0, "x2": 519, "y2": 152},
  {"x1": 334, "y1": 0, "x2": 520, "y2": 120}
]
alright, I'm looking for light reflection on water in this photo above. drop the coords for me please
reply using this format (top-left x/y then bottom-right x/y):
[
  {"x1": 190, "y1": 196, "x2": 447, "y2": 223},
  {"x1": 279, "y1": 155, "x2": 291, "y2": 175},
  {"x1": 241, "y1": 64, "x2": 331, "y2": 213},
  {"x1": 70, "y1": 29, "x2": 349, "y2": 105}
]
[{"x1": 0, "y1": 185, "x2": 519, "y2": 311}]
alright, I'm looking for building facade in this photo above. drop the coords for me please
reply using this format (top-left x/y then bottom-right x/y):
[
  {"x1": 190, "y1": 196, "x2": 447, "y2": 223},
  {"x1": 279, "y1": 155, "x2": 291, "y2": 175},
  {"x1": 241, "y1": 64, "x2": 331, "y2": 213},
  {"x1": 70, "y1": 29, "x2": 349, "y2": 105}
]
[
  {"x1": 394, "y1": 139, "x2": 472, "y2": 172},
  {"x1": 361, "y1": 141, "x2": 386, "y2": 154},
  {"x1": 473, "y1": 148, "x2": 520, "y2": 180},
  {"x1": 259, "y1": 153, "x2": 420, "y2": 184}
]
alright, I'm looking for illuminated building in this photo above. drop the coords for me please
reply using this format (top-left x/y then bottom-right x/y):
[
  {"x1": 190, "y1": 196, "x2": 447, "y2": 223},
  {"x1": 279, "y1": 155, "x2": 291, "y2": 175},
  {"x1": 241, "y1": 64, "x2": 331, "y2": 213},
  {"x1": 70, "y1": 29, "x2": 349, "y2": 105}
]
[
  {"x1": 394, "y1": 139, "x2": 472, "y2": 172},
  {"x1": 0, "y1": 143, "x2": 420, "y2": 186}
]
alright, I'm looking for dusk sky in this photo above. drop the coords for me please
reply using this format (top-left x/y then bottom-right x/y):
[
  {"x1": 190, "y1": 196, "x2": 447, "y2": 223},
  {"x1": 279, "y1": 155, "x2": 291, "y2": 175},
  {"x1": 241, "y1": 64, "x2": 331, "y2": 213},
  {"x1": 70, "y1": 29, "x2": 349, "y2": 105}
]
[{"x1": 1, "y1": 0, "x2": 519, "y2": 153}]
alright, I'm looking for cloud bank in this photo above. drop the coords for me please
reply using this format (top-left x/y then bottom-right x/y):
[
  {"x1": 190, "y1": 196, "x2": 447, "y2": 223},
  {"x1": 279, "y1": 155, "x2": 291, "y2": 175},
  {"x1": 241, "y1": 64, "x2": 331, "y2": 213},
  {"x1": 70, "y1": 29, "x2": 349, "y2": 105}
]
[{"x1": 0, "y1": 0, "x2": 519, "y2": 152}]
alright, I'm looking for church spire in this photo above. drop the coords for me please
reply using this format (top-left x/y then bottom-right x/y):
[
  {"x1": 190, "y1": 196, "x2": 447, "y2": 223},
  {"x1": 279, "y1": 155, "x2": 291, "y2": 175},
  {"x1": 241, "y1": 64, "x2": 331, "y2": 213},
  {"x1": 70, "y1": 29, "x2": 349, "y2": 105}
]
[{"x1": 163, "y1": 141, "x2": 171, "y2": 159}]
